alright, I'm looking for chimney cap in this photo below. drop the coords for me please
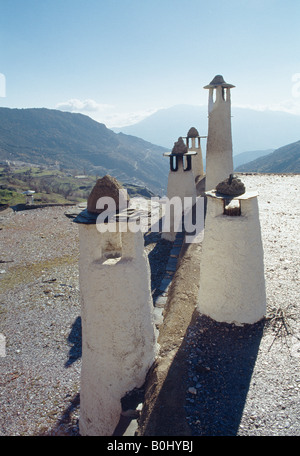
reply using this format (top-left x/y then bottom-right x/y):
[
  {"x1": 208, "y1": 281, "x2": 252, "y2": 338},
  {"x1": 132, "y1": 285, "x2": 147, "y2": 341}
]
[
  {"x1": 204, "y1": 74, "x2": 235, "y2": 89},
  {"x1": 87, "y1": 174, "x2": 129, "y2": 214},
  {"x1": 172, "y1": 137, "x2": 187, "y2": 155},
  {"x1": 187, "y1": 127, "x2": 199, "y2": 138},
  {"x1": 163, "y1": 136, "x2": 197, "y2": 157},
  {"x1": 215, "y1": 174, "x2": 245, "y2": 196}
]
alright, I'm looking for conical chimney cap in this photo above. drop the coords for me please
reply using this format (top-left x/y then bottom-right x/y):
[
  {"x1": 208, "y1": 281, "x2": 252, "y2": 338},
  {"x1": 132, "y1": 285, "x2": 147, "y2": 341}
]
[{"x1": 204, "y1": 75, "x2": 235, "y2": 89}]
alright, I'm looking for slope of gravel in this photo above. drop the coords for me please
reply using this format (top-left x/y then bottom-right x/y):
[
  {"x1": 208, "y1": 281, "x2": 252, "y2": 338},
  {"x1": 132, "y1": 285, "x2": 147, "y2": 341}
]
[
  {"x1": 185, "y1": 173, "x2": 300, "y2": 436},
  {"x1": 137, "y1": 173, "x2": 300, "y2": 437},
  {"x1": 0, "y1": 206, "x2": 82, "y2": 435},
  {"x1": 0, "y1": 174, "x2": 299, "y2": 436},
  {"x1": 0, "y1": 205, "x2": 171, "y2": 435}
]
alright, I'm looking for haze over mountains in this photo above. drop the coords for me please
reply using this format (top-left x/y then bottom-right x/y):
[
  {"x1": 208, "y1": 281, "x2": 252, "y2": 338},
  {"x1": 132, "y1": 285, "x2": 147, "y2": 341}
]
[{"x1": 113, "y1": 104, "x2": 300, "y2": 155}]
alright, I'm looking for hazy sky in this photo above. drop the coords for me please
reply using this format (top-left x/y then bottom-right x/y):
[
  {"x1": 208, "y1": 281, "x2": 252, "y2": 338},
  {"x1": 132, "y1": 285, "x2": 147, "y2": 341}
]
[{"x1": 1, "y1": 0, "x2": 300, "y2": 127}]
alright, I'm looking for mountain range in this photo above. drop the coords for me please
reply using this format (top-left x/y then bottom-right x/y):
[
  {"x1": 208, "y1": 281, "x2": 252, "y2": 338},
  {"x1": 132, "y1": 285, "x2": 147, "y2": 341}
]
[
  {"x1": 113, "y1": 104, "x2": 300, "y2": 155},
  {"x1": 235, "y1": 141, "x2": 300, "y2": 173},
  {"x1": 0, "y1": 107, "x2": 299, "y2": 203},
  {"x1": 0, "y1": 107, "x2": 169, "y2": 194},
  {"x1": 233, "y1": 149, "x2": 274, "y2": 169}
]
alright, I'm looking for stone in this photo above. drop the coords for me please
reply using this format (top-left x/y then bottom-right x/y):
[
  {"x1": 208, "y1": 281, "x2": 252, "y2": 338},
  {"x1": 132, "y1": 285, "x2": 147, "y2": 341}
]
[
  {"x1": 188, "y1": 387, "x2": 197, "y2": 395},
  {"x1": 153, "y1": 307, "x2": 164, "y2": 326},
  {"x1": 187, "y1": 127, "x2": 199, "y2": 138},
  {"x1": 87, "y1": 175, "x2": 130, "y2": 214},
  {"x1": 216, "y1": 174, "x2": 246, "y2": 196},
  {"x1": 154, "y1": 295, "x2": 168, "y2": 308},
  {"x1": 121, "y1": 409, "x2": 141, "y2": 418},
  {"x1": 171, "y1": 137, "x2": 187, "y2": 155}
]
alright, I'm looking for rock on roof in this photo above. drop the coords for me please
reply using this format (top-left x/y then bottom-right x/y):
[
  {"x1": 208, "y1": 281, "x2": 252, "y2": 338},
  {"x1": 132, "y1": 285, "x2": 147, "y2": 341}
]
[
  {"x1": 172, "y1": 137, "x2": 188, "y2": 155},
  {"x1": 187, "y1": 127, "x2": 199, "y2": 138},
  {"x1": 216, "y1": 174, "x2": 246, "y2": 196},
  {"x1": 87, "y1": 175, "x2": 130, "y2": 214}
]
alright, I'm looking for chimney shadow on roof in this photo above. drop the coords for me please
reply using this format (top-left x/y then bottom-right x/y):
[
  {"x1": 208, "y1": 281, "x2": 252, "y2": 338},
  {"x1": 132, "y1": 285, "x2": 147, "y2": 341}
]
[
  {"x1": 185, "y1": 314, "x2": 265, "y2": 435},
  {"x1": 144, "y1": 230, "x2": 173, "y2": 300},
  {"x1": 138, "y1": 311, "x2": 265, "y2": 436},
  {"x1": 65, "y1": 316, "x2": 82, "y2": 368}
]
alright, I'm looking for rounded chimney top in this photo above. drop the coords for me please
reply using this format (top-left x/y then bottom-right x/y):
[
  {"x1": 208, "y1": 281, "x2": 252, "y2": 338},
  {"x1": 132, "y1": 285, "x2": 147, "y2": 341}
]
[
  {"x1": 187, "y1": 127, "x2": 199, "y2": 138},
  {"x1": 87, "y1": 175, "x2": 129, "y2": 214}
]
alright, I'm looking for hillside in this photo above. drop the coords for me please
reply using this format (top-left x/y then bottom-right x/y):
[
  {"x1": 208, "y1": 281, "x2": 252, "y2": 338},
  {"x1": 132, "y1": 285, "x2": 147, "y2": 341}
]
[
  {"x1": 0, "y1": 108, "x2": 169, "y2": 194},
  {"x1": 236, "y1": 140, "x2": 300, "y2": 173},
  {"x1": 0, "y1": 163, "x2": 156, "y2": 207},
  {"x1": 113, "y1": 104, "x2": 300, "y2": 155},
  {"x1": 233, "y1": 149, "x2": 274, "y2": 170}
]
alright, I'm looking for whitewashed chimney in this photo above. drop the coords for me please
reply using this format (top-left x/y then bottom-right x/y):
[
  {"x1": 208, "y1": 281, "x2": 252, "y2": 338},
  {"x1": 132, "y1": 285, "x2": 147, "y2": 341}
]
[
  {"x1": 198, "y1": 175, "x2": 266, "y2": 324},
  {"x1": 74, "y1": 175, "x2": 158, "y2": 436},
  {"x1": 204, "y1": 75, "x2": 235, "y2": 191},
  {"x1": 183, "y1": 127, "x2": 205, "y2": 181},
  {"x1": 162, "y1": 137, "x2": 197, "y2": 241}
]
